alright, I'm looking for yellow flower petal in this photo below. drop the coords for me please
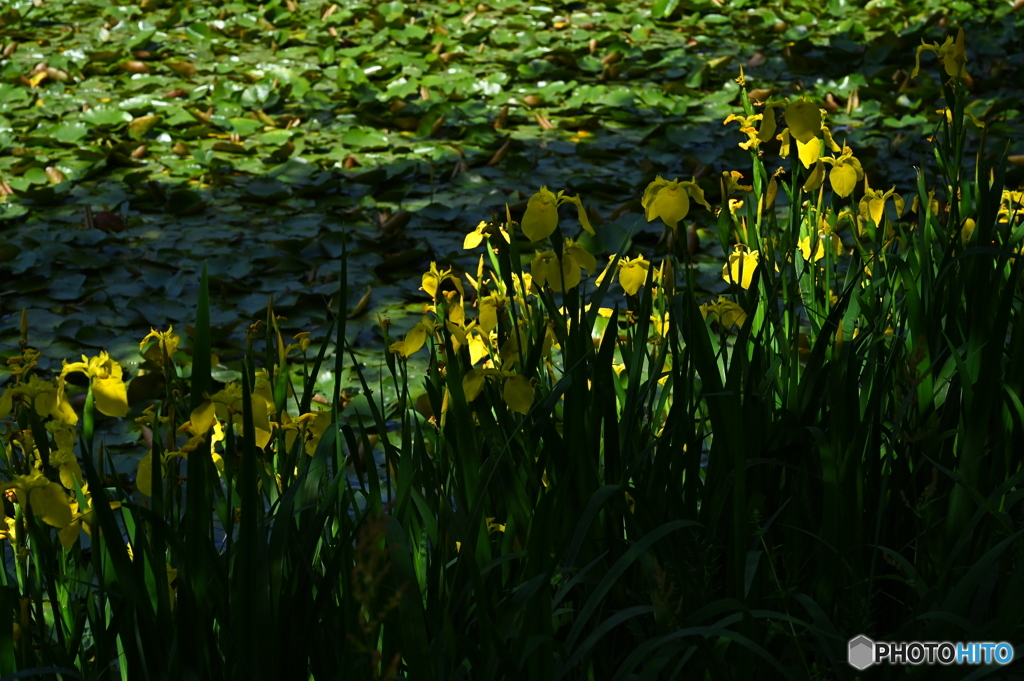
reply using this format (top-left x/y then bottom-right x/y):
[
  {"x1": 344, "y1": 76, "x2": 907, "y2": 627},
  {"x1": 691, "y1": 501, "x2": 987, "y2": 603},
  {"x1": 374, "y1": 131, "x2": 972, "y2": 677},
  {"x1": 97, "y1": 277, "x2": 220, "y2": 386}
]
[
  {"x1": 785, "y1": 98, "x2": 822, "y2": 144},
  {"x1": 618, "y1": 256, "x2": 650, "y2": 296},
  {"x1": 60, "y1": 520, "x2": 82, "y2": 549},
  {"x1": 137, "y1": 454, "x2": 154, "y2": 497},
  {"x1": 829, "y1": 162, "x2": 859, "y2": 198},
  {"x1": 29, "y1": 482, "x2": 73, "y2": 528},
  {"x1": 722, "y1": 249, "x2": 760, "y2": 289},
  {"x1": 522, "y1": 186, "x2": 559, "y2": 242},
  {"x1": 389, "y1": 321, "x2": 428, "y2": 357},
  {"x1": 802, "y1": 160, "x2": 825, "y2": 192},
  {"x1": 190, "y1": 400, "x2": 217, "y2": 436},
  {"x1": 797, "y1": 137, "x2": 821, "y2": 170},
  {"x1": 647, "y1": 183, "x2": 690, "y2": 229},
  {"x1": 462, "y1": 368, "x2": 491, "y2": 403},
  {"x1": 502, "y1": 374, "x2": 534, "y2": 415}
]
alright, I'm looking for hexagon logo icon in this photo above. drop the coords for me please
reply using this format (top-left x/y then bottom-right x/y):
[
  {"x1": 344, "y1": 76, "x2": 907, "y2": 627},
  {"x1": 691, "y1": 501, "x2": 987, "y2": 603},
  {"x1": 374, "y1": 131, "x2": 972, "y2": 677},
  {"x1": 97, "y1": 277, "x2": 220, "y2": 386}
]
[{"x1": 848, "y1": 635, "x2": 875, "y2": 670}]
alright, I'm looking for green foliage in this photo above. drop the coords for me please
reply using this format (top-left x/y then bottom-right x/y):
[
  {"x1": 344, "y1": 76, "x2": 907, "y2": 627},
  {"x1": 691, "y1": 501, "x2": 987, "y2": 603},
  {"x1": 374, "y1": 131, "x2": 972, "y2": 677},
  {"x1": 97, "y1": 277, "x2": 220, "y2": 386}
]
[
  {"x1": 1, "y1": 0, "x2": 1022, "y2": 382},
  {"x1": 1, "y1": 4, "x2": 1024, "y2": 681}
]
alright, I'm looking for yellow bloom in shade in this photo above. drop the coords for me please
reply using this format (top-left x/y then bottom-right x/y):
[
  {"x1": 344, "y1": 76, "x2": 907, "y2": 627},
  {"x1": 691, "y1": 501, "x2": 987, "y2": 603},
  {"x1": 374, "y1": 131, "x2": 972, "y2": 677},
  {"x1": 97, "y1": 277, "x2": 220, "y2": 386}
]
[
  {"x1": 618, "y1": 255, "x2": 650, "y2": 296},
  {"x1": 999, "y1": 190, "x2": 1023, "y2": 224},
  {"x1": 421, "y1": 262, "x2": 464, "y2": 302},
  {"x1": 0, "y1": 374, "x2": 67, "y2": 422},
  {"x1": 0, "y1": 516, "x2": 20, "y2": 544},
  {"x1": 1, "y1": 470, "x2": 72, "y2": 528},
  {"x1": 279, "y1": 409, "x2": 333, "y2": 457},
  {"x1": 531, "y1": 250, "x2": 581, "y2": 292},
  {"x1": 722, "y1": 246, "x2": 760, "y2": 289},
  {"x1": 912, "y1": 28, "x2": 968, "y2": 80},
  {"x1": 59, "y1": 496, "x2": 122, "y2": 549},
  {"x1": 797, "y1": 137, "x2": 821, "y2": 170},
  {"x1": 59, "y1": 351, "x2": 129, "y2": 422},
  {"x1": 521, "y1": 186, "x2": 594, "y2": 242},
  {"x1": 858, "y1": 184, "x2": 904, "y2": 228},
  {"x1": 641, "y1": 175, "x2": 710, "y2": 229},
  {"x1": 503, "y1": 374, "x2": 534, "y2": 415},
  {"x1": 821, "y1": 147, "x2": 864, "y2": 198},
  {"x1": 462, "y1": 368, "x2": 498, "y2": 403},
  {"x1": 723, "y1": 113, "x2": 764, "y2": 150},
  {"x1": 530, "y1": 239, "x2": 594, "y2": 293},
  {"x1": 522, "y1": 186, "x2": 560, "y2": 242},
  {"x1": 563, "y1": 238, "x2": 597, "y2": 274},
  {"x1": 821, "y1": 126, "x2": 841, "y2": 153},
  {"x1": 722, "y1": 171, "x2": 753, "y2": 196},
  {"x1": 139, "y1": 326, "x2": 180, "y2": 363},
  {"x1": 777, "y1": 127, "x2": 792, "y2": 159},
  {"x1": 477, "y1": 295, "x2": 505, "y2": 335},
  {"x1": 699, "y1": 296, "x2": 747, "y2": 329},
  {"x1": 784, "y1": 98, "x2": 823, "y2": 144},
  {"x1": 723, "y1": 100, "x2": 784, "y2": 149},
  {"x1": 560, "y1": 194, "x2": 595, "y2": 236},
  {"x1": 757, "y1": 100, "x2": 786, "y2": 143},
  {"x1": 499, "y1": 325, "x2": 525, "y2": 363},
  {"x1": 798, "y1": 232, "x2": 843, "y2": 263},
  {"x1": 464, "y1": 220, "x2": 511, "y2": 249},
  {"x1": 46, "y1": 421, "x2": 84, "y2": 490},
  {"x1": 959, "y1": 218, "x2": 976, "y2": 247},
  {"x1": 460, "y1": 368, "x2": 533, "y2": 414},
  {"x1": 389, "y1": 317, "x2": 434, "y2": 357},
  {"x1": 802, "y1": 160, "x2": 826, "y2": 191}
]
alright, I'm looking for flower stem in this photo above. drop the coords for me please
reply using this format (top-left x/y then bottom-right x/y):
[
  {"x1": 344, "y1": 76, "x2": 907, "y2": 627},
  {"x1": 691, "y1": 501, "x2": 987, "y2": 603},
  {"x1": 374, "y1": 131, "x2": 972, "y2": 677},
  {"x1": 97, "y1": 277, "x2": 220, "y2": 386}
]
[{"x1": 83, "y1": 384, "x2": 95, "y2": 465}]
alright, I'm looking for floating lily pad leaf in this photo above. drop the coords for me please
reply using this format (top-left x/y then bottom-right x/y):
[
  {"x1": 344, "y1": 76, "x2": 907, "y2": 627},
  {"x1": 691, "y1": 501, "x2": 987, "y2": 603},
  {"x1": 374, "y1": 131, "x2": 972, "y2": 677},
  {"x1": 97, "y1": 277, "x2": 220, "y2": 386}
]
[
  {"x1": 228, "y1": 117, "x2": 264, "y2": 136},
  {"x1": 49, "y1": 122, "x2": 91, "y2": 144},
  {"x1": 342, "y1": 127, "x2": 390, "y2": 150},
  {"x1": 0, "y1": 243, "x2": 20, "y2": 264},
  {"x1": 652, "y1": 0, "x2": 682, "y2": 18},
  {"x1": 164, "y1": 189, "x2": 206, "y2": 215},
  {"x1": 245, "y1": 177, "x2": 292, "y2": 202},
  {"x1": 50, "y1": 273, "x2": 87, "y2": 301},
  {"x1": 83, "y1": 186, "x2": 131, "y2": 208},
  {"x1": 253, "y1": 129, "x2": 293, "y2": 146},
  {"x1": 56, "y1": 318, "x2": 85, "y2": 343},
  {"x1": 86, "y1": 50, "x2": 121, "y2": 64},
  {"x1": 211, "y1": 365, "x2": 242, "y2": 383},
  {"x1": 118, "y1": 95, "x2": 158, "y2": 113},
  {"x1": 185, "y1": 22, "x2": 212, "y2": 42},
  {"x1": 347, "y1": 167, "x2": 387, "y2": 185},
  {"x1": 23, "y1": 167, "x2": 50, "y2": 185},
  {"x1": 241, "y1": 83, "x2": 279, "y2": 109},
  {"x1": 269, "y1": 158, "x2": 318, "y2": 182},
  {"x1": 295, "y1": 172, "x2": 340, "y2": 197},
  {"x1": 75, "y1": 324, "x2": 121, "y2": 349},
  {"x1": 0, "y1": 84, "x2": 30, "y2": 113},
  {"x1": 212, "y1": 142, "x2": 254, "y2": 154},
  {"x1": 82, "y1": 107, "x2": 132, "y2": 127}
]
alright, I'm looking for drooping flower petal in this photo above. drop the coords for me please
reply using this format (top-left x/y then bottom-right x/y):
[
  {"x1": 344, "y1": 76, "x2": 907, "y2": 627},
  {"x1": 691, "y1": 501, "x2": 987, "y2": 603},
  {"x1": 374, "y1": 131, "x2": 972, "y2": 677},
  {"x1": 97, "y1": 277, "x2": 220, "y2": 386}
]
[
  {"x1": 646, "y1": 181, "x2": 690, "y2": 229},
  {"x1": 722, "y1": 248, "x2": 760, "y2": 289},
  {"x1": 502, "y1": 374, "x2": 534, "y2": 415},
  {"x1": 618, "y1": 256, "x2": 650, "y2": 296},
  {"x1": 29, "y1": 482, "x2": 73, "y2": 528},
  {"x1": 797, "y1": 137, "x2": 821, "y2": 170},
  {"x1": 522, "y1": 186, "x2": 560, "y2": 242},
  {"x1": 802, "y1": 161, "x2": 826, "y2": 192},
  {"x1": 829, "y1": 161, "x2": 860, "y2": 198},
  {"x1": 785, "y1": 98, "x2": 823, "y2": 144}
]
